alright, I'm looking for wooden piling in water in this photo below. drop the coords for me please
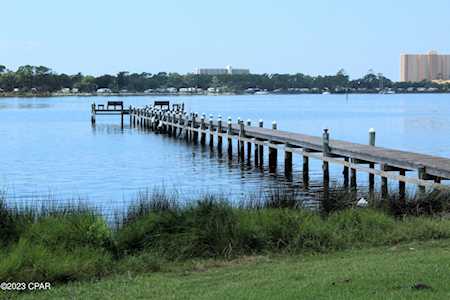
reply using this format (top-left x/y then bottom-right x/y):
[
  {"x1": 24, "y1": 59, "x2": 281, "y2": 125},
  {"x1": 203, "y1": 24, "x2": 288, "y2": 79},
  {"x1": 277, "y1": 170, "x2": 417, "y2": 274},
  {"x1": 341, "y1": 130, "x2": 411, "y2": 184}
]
[
  {"x1": 192, "y1": 113, "x2": 198, "y2": 143},
  {"x1": 258, "y1": 120, "x2": 264, "y2": 168},
  {"x1": 239, "y1": 120, "x2": 245, "y2": 161},
  {"x1": 91, "y1": 103, "x2": 96, "y2": 125},
  {"x1": 129, "y1": 105, "x2": 132, "y2": 126},
  {"x1": 368, "y1": 128, "x2": 376, "y2": 193},
  {"x1": 303, "y1": 155, "x2": 309, "y2": 188},
  {"x1": 399, "y1": 169, "x2": 406, "y2": 201},
  {"x1": 200, "y1": 114, "x2": 206, "y2": 145},
  {"x1": 322, "y1": 129, "x2": 330, "y2": 192},
  {"x1": 217, "y1": 116, "x2": 223, "y2": 153},
  {"x1": 209, "y1": 116, "x2": 214, "y2": 148},
  {"x1": 343, "y1": 157, "x2": 349, "y2": 187},
  {"x1": 236, "y1": 117, "x2": 241, "y2": 156},
  {"x1": 350, "y1": 164, "x2": 357, "y2": 190},
  {"x1": 381, "y1": 164, "x2": 389, "y2": 199},
  {"x1": 227, "y1": 117, "x2": 233, "y2": 157},
  {"x1": 268, "y1": 121, "x2": 278, "y2": 173},
  {"x1": 418, "y1": 166, "x2": 427, "y2": 194},
  {"x1": 285, "y1": 144, "x2": 293, "y2": 176},
  {"x1": 246, "y1": 120, "x2": 252, "y2": 162}
]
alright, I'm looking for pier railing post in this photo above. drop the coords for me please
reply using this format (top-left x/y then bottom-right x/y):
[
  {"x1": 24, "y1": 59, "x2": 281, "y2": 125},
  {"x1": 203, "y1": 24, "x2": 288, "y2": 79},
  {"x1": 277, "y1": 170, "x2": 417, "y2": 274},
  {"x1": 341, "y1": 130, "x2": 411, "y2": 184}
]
[
  {"x1": 269, "y1": 121, "x2": 278, "y2": 173},
  {"x1": 303, "y1": 154, "x2": 309, "y2": 188},
  {"x1": 246, "y1": 119, "x2": 252, "y2": 162},
  {"x1": 173, "y1": 112, "x2": 178, "y2": 137},
  {"x1": 200, "y1": 113, "x2": 206, "y2": 145},
  {"x1": 239, "y1": 119, "x2": 245, "y2": 161},
  {"x1": 192, "y1": 113, "x2": 198, "y2": 143},
  {"x1": 285, "y1": 144, "x2": 293, "y2": 177},
  {"x1": 209, "y1": 115, "x2": 214, "y2": 148},
  {"x1": 322, "y1": 129, "x2": 330, "y2": 194},
  {"x1": 129, "y1": 105, "x2": 132, "y2": 127},
  {"x1": 418, "y1": 166, "x2": 427, "y2": 194},
  {"x1": 217, "y1": 116, "x2": 223, "y2": 153},
  {"x1": 368, "y1": 128, "x2": 376, "y2": 194},
  {"x1": 237, "y1": 117, "x2": 241, "y2": 156},
  {"x1": 381, "y1": 164, "x2": 389, "y2": 199},
  {"x1": 227, "y1": 117, "x2": 233, "y2": 157},
  {"x1": 91, "y1": 103, "x2": 96, "y2": 125},
  {"x1": 258, "y1": 119, "x2": 264, "y2": 168}
]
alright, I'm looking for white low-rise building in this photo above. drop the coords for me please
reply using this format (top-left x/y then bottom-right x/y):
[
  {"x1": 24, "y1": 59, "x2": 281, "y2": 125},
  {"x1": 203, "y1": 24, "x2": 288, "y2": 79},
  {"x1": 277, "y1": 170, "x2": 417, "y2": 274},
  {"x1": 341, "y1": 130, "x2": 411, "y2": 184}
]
[
  {"x1": 194, "y1": 65, "x2": 250, "y2": 75},
  {"x1": 97, "y1": 88, "x2": 112, "y2": 93}
]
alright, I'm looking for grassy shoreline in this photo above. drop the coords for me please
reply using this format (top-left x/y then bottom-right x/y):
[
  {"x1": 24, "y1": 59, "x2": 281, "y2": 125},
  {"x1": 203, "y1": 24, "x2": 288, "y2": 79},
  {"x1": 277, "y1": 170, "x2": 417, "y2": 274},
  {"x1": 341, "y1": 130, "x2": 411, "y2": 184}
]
[
  {"x1": 11, "y1": 240, "x2": 450, "y2": 299},
  {"x1": 1, "y1": 190, "x2": 450, "y2": 298}
]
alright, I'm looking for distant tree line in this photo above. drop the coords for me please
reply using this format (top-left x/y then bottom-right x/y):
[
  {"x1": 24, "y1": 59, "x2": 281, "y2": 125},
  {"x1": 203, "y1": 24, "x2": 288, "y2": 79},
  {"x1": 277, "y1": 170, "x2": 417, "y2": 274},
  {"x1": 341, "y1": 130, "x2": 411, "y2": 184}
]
[{"x1": 0, "y1": 65, "x2": 448, "y2": 93}]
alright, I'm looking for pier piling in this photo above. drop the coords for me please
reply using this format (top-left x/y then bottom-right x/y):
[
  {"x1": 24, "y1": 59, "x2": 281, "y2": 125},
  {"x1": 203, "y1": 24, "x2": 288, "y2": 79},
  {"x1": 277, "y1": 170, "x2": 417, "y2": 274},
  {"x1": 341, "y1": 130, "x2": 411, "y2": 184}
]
[
  {"x1": 258, "y1": 120, "x2": 264, "y2": 168},
  {"x1": 246, "y1": 119, "x2": 252, "y2": 162},
  {"x1": 269, "y1": 121, "x2": 278, "y2": 173},
  {"x1": 369, "y1": 128, "x2": 376, "y2": 193}
]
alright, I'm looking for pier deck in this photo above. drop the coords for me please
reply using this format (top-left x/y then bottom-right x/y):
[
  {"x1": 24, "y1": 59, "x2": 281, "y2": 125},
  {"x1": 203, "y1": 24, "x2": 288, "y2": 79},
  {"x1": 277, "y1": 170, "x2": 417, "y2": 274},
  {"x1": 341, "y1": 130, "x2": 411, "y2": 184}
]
[{"x1": 92, "y1": 101, "x2": 450, "y2": 197}]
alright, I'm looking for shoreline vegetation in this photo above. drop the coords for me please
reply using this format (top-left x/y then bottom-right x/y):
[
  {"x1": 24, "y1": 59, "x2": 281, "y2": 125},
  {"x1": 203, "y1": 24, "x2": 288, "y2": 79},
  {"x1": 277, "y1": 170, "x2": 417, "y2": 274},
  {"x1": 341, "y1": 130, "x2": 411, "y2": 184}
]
[
  {"x1": 2, "y1": 188, "x2": 450, "y2": 298},
  {"x1": 1, "y1": 89, "x2": 450, "y2": 98},
  {"x1": 1, "y1": 65, "x2": 449, "y2": 98}
]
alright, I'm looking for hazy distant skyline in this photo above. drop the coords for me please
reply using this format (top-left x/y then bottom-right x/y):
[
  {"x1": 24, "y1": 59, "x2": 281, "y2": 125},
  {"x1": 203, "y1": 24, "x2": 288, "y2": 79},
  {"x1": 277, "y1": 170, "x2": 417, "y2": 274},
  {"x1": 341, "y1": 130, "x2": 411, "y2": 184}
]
[{"x1": 2, "y1": 0, "x2": 450, "y2": 80}]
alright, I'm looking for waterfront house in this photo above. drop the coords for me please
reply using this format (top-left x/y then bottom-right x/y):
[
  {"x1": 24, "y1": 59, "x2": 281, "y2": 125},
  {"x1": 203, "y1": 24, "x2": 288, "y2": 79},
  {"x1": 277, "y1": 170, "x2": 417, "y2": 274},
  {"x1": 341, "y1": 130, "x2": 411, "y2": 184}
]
[{"x1": 97, "y1": 88, "x2": 112, "y2": 93}]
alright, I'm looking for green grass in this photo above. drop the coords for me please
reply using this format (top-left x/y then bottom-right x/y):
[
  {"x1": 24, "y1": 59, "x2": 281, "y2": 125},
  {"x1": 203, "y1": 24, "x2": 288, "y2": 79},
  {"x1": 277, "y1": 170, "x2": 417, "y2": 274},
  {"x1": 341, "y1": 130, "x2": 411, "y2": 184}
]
[
  {"x1": 2, "y1": 190, "x2": 450, "y2": 299},
  {"x1": 13, "y1": 240, "x2": 450, "y2": 300}
]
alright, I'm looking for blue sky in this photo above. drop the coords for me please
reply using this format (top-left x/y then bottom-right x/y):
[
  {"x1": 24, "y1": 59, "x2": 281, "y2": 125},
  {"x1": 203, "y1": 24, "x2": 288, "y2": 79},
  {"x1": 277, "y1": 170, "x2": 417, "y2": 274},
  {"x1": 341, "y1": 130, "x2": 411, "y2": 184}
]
[{"x1": 1, "y1": 0, "x2": 450, "y2": 80}]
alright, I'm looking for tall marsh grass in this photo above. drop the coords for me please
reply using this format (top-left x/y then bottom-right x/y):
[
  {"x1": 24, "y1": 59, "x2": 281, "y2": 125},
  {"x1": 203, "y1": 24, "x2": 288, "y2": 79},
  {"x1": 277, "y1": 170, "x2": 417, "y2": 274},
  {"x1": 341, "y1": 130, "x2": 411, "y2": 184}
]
[{"x1": 1, "y1": 187, "x2": 450, "y2": 284}]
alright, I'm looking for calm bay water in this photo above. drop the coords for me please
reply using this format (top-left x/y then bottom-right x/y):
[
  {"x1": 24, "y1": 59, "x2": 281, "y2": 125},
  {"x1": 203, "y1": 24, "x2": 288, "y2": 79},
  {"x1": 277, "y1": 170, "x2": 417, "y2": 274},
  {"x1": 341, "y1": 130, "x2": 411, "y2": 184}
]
[{"x1": 1, "y1": 94, "x2": 449, "y2": 211}]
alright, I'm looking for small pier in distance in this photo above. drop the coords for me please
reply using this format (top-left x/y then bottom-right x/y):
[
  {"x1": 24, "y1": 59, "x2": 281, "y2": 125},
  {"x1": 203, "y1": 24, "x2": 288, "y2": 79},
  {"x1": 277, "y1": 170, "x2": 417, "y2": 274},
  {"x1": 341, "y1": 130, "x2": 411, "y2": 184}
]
[
  {"x1": 91, "y1": 100, "x2": 450, "y2": 201},
  {"x1": 91, "y1": 101, "x2": 130, "y2": 128}
]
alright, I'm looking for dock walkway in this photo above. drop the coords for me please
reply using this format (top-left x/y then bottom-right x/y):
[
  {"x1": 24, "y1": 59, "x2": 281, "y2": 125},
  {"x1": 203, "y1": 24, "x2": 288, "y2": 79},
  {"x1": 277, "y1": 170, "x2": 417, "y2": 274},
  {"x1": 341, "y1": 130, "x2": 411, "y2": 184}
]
[{"x1": 92, "y1": 101, "x2": 450, "y2": 198}]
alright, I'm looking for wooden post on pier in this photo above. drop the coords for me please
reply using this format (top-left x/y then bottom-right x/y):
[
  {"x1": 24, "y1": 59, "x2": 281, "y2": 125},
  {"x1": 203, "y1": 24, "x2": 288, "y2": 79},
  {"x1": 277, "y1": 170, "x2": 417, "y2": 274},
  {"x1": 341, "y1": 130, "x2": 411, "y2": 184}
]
[
  {"x1": 418, "y1": 166, "x2": 426, "y2": 194},
  {"x1": 136, "y1": 110, "x2": 139, "y2": 127},
  {"x1": 368, "y1": 128, "x2": 376, "y2": 193},
  {"x1": 209, "y1": 115, "x2": 214, "y2": 148},
  {"x1": 173, "y1": 113, "x2": 178, "y2": 136},
  {"x1": 200, "y1": 114, "x2": 206, "y2": 145},
  {"x1": 258, "y1": 120, "x2": 264, "y2": 168},
  {"x1": 399, "y1": 169, "x2": 406, "y2": 202},
  {"x1": 129, "y1": 105, "x2": 132, "y2": 127},
  {"x1": 227, "y1": 117, "x2": 233, "y2": 157},
  {"x1": 322, "y1": 129, "x2": 330, "y2": 193},
  {"x1": 303, "y1": 155, "x2": 309, "y2": 188},
  {"x1": 343, "y1": 157, "x2": 349, "y2": 187},
  {"x1": 91, "y1": 103, "x2": 96, "y2": 125},
  {"x1": 350, "y1": 161, "x2": 357, "y2": 190},
  {"x1": 192, "y1": 113, "x2": 198, "y2": 143},
  {"x1": 239, "y1": 120, "x2": 245, "y2": 161},
  {"x1": 246, "y1": 120, "x2": 252, "y2": 162},
  {"x1": 167, "y1": 112, "x2": 172, "y2": 137},
  {"x1": 381, "y1": 164, "x2": 389, "y2": 199},
  {"x1": 236, "y1": 117, "x2": 241, "y2": 157},
  {"x1": 269, "y1": 121, "x2": 278, "y2": 173},
  {"x1": 285, "y1": 144, "x2": 293, "y2": 177},
  {"x1": 217, "y1": 116, "x2": 223, "y2": 153}
]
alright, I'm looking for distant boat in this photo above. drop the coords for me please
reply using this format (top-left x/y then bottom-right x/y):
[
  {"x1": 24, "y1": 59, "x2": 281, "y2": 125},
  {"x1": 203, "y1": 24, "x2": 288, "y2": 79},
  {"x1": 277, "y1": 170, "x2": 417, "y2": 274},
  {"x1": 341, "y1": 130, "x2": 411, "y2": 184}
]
[
  {"x1": 255, "y1": 91, "x2": 269, "y2": 95},
  {"x1": 322, "y1": 91, "x2": 331, "y2": 95}
]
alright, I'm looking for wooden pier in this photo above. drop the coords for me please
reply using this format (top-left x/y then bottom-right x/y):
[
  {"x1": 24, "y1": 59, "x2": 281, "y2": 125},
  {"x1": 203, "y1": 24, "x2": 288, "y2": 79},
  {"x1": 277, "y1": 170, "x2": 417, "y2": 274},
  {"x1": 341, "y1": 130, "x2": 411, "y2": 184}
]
[
  {"x1": 91, "y1": 101, "x2": 130, "y2": 128},
  {"x1": 92, "y1": 101, "x2": 450, "y2": 198}
]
